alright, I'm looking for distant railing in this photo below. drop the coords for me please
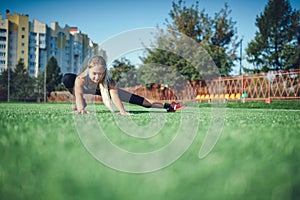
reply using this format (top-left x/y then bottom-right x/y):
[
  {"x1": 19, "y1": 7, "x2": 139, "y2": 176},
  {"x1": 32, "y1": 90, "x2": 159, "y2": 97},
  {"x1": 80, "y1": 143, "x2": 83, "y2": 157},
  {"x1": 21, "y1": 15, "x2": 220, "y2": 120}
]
[
  {"x1": 47, "y1": 70, "x2": 300, "y2": 103},
  {"x1": 126, "y1": 70, "x2": 300, "y2": 102}
]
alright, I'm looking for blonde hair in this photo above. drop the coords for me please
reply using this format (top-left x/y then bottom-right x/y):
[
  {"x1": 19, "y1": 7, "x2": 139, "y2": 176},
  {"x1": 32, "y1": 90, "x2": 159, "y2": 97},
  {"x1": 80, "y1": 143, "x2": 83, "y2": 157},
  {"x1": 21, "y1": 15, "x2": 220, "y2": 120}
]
[{"x1": 80, "y1": 55, "x2": 114, "y2": 112}]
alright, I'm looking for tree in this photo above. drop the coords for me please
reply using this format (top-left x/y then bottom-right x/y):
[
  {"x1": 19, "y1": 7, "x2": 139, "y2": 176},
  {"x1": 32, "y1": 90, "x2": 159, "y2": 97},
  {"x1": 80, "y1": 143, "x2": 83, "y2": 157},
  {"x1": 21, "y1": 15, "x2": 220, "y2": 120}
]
[
  {"x1": 0, "y1": 68, "x2": 12, "y2": 101},
  {"x1": 168, "y1": 0, "x2": 202, "y2": 41},
  {"x1": 109, "y1": 58, "x2": 138, "y2": 87},
  {"x1": 246, "y1": 0, "x2": 300, "y2": 72},
  {"x1": 137, "y1": 61, "x2": 188, "y2": 93},
  {"x1": 8, "y1": 60, "x2": 36, "y2": 101},
  {"x1": 38, "y1": 56, "x2": 63, "y2": 96},
  {"x1": 142, "y1": 0, "x2": 239, "y2": 81},
  {"x1": 36, "y1": 71, "x2": 45, "y2": 102}
]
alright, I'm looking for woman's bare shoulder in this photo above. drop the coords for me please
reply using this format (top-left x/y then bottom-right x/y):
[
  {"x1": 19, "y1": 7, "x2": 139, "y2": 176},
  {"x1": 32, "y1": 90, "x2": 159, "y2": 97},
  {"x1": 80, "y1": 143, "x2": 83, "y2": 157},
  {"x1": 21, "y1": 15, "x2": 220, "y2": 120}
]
[
  {"x1": 108, "y1": 78, "x2": 116, "y2": 89},
  {"x1": 75, "y1": 75, "x2": 86, "y2": 86}
]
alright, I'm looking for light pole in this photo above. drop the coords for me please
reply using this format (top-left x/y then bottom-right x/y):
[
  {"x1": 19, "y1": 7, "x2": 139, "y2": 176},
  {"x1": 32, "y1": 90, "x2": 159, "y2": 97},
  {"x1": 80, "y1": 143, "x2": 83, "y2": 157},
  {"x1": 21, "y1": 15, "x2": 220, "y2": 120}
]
[
  {"x1": 239, "y1": 39, "x2": 243, "y2": 75},
  {"x1": 60, "y1": 34, "x2": 62, "y2": 69},
  {"x1": 43, "y1": 63, "x2": 46, "y2": 103},
  {"x1": 7, "y1": 64, "x2": 10, "y2": 102}
]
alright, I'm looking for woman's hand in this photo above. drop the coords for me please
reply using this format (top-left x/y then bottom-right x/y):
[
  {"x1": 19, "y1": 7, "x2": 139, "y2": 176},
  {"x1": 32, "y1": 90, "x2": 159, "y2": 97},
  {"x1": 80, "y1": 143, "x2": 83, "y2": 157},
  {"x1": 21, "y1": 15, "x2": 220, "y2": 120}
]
[
  {"x1": 75, "y1": 109, "x2": 89, "y2": 114},
  {"x1": 118, "y1": 111, "x2": 131, "y2": 116}
]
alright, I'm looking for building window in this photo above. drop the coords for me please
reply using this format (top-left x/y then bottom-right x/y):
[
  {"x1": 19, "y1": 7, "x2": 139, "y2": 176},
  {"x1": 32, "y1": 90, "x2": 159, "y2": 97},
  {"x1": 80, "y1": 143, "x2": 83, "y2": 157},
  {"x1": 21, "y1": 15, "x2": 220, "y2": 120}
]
[
  {"x1": 21, "y1": 35, "x2": 25, "y2": 39},
  {"x1": 21, "y1": 43, "x2": 25, "y2": 47},
  {"x1": 21, "y1": 50, "x2": 25, "y2": 54},
  {"x1": 30, "y1": 40, "x2": 36, "y2": 45},
  {"x1": 22, "y1": 27, "x2": 26, "y2": 31}
]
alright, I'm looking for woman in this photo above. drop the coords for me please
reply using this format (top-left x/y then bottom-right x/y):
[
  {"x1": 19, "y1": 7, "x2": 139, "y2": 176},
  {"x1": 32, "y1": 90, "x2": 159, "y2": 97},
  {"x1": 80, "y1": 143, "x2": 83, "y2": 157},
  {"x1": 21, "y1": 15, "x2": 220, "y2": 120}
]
[{"x1": 62, "y1": 55, "x2": 186, "y2": 115}]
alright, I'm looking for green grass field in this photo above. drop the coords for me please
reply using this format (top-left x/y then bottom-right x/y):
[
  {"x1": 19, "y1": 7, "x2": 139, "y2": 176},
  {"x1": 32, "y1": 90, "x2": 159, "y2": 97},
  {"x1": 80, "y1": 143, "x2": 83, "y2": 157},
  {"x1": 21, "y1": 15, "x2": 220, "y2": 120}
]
[{"x1": 0, "y1": 102, "x2": 300, "y2": 200}]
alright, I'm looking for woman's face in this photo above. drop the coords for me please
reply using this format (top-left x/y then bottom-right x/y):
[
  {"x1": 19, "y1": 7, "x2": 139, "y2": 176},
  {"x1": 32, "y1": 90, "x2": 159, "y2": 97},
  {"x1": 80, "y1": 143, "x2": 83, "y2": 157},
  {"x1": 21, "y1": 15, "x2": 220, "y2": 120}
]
[{"x1": 88, "y1": 65, "x2": 106, "y2": 83}]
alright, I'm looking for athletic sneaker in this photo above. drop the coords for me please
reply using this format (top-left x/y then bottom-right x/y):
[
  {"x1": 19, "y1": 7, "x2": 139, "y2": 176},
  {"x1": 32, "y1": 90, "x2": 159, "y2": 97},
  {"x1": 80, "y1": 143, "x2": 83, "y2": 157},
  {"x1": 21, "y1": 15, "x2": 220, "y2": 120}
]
[{"x1": 167, "y1": 102, "x2": 186, "y2": 112}]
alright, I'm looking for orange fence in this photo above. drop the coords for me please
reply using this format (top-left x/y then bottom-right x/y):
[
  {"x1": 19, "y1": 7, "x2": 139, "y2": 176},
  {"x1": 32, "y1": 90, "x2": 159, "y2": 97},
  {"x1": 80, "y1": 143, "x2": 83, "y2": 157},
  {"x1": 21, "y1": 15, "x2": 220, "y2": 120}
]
[
  {"x1": 127, "y1": 70, "x2": 300, "y2": 102},
  {"x1": 49, "y1": 70, "x2": 300, "y2": 103}
]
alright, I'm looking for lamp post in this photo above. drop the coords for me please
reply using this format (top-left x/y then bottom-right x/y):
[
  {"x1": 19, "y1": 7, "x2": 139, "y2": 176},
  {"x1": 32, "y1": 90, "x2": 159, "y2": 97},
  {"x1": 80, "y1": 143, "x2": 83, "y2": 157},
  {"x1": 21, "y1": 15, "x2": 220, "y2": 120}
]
[
  {"x1": 36, "y1": 41, "x2": 46, "y2": 103},
  {"x1": 43, "y1": 64, "x2": 46, "y2": 103},
  {"x1": 239, "y1": 39, "x2": 243, "y2": 75},
  {"x1": 7, "y1": 64, "x2": 10, "y2": 102}
]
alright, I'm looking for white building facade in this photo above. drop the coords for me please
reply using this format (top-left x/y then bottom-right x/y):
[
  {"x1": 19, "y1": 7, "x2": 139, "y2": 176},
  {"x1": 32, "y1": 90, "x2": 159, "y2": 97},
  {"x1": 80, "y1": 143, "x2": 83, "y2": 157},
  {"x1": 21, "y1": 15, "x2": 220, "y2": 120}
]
[{"x1": 0, "y1": 10, "x2": 99, "y2": 77}]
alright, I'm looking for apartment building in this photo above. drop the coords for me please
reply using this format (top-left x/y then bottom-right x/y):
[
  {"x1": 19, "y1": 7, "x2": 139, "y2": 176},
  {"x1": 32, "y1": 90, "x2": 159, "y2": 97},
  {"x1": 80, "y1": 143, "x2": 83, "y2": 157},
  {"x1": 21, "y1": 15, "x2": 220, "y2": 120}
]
[
  {"x1": 0, "y1": 10, "x2": 98, "y2": 77},
  {"x1": 0, "y1": 14, "x2": 9, "y2": 73}
]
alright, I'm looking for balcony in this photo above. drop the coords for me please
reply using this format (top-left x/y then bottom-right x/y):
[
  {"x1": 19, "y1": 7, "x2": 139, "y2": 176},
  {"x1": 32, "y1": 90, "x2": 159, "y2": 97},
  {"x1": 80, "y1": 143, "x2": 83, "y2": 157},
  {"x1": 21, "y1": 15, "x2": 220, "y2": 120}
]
[
  {"x1": 0, "y1": 33, "x2": 7, "y2": 38},
  {"x1": 39, "y1": 43, "x2": 46, "y2": 49}
]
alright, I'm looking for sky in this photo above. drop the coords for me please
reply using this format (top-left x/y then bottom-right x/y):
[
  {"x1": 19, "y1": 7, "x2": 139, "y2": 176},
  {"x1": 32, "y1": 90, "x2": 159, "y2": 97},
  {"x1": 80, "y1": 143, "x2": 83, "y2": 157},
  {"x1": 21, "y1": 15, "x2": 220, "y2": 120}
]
[{"x1": 1, "y1": 0, "x2": 300, "y2": 74}]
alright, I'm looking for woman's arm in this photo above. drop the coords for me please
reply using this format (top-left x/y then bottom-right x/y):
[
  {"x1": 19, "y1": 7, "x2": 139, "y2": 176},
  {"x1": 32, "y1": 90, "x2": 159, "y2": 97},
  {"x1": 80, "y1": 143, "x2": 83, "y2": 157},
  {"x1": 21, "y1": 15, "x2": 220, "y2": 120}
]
[
  {"x1": 108, "y1": 80, "x2": 130, "y2": 115},
  {"x1": 74, "y1": 77, "x2": 87, "y2": 113},
  {"x1": 109, "y1": 89, "x2": 130, "y2": 115}
]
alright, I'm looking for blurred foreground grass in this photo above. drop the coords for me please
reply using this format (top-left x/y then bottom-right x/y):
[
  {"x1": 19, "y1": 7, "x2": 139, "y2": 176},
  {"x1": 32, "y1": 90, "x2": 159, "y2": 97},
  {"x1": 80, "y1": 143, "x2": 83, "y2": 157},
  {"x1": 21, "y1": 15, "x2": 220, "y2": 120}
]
[{"x1": 0, "y1": 102, "x2": 299, "y2": 200}]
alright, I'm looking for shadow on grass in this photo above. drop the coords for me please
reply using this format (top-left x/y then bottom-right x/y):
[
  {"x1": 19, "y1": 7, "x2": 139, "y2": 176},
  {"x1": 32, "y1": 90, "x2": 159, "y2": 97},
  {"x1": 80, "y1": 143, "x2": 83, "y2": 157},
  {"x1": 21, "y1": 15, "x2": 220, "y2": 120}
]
[
  {"x1": 95, "y1": 110, "x2": 167, "y2": 114},
  {"x1": 128, "y1": 110, "x2": 167, "y2": 114}
]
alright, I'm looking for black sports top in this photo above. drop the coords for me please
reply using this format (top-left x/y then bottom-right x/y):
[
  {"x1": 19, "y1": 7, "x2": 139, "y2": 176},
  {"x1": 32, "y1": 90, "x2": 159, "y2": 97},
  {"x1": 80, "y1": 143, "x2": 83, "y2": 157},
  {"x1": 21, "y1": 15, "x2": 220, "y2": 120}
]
[{"x1": 82, "y1": 74, "x2": 113, "y2": 94}]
